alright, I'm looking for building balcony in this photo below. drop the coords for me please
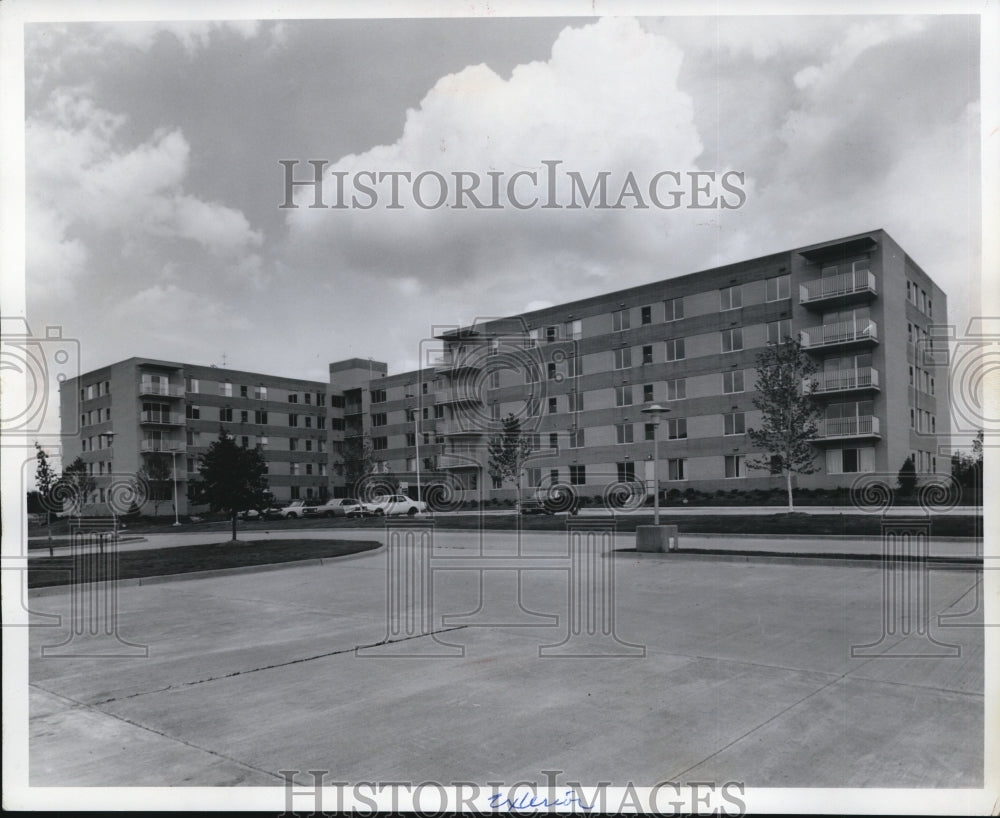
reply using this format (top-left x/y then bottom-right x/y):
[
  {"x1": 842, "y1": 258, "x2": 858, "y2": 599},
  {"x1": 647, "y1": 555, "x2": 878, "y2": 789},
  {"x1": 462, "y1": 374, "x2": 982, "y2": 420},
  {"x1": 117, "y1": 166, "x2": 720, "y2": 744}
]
[
  {"x1": 805, "y1": 367, "x2": 880, "y2": 395},
  {"x1": 813, "y1": 416, "x2": 881, "y2": 441},
  {"x1": 433, "y1": 388, "x2": 483, "y2": 406},
  {"x1": 437, "y1": 418, "x2": 488, "y2": 437},
  {"x1": 140, "y1": 439, "x2": 184, "y2": 452},
  {"x1": 138, "y1": 382, "x2": 184, "y2": 398},
  {"x1": 799, "y1": 269, "x2": 877, "y2": 307},
  {"x1": 139, "y1": 410, "x2": 185, "y2": 425},
  {"x1": 800, "y1": 319, "x2": 878, "y2": 350},
  {"x1": 437, "y1": 451, "x2": 482, "y2": 469}
]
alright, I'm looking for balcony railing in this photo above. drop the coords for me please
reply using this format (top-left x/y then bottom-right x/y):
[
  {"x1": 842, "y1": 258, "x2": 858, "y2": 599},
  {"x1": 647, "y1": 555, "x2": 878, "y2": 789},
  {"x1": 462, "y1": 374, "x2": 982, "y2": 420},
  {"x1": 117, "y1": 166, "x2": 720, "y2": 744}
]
[
  {"x1": 433, "y1": 352, "x2": 483, "y2": 373},
  {"x1": 139, "y1": 382, "x2": 184, "y2": 398},
  {"x1": 800, "y1": 319, "x2": 878, "y2": 349},
  {"x1": 814, "y1": 416, "x2": 881, "y2": 440},
  {"x1": 800, "y1": 269, "x2": 877, "y2": 304},
  {"x1": 140, "y1": 411, "x2": 184, "y2": 425},
  {"x1": 806, "y1": 367, "x2": 880, "y2": 394},
  {"x1": 140, "y1": 439, "x2": 183, "y2": 452},
  {"x1": 436, "y1": 419, "x2": 486, "y2": 437}
]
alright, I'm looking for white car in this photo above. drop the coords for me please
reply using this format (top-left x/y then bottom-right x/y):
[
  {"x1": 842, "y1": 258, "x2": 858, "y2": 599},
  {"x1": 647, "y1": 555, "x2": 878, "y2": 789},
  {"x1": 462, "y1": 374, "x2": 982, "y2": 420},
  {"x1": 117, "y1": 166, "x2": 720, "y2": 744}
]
[
  {"x1": 273, "y1": 500, "x2": 309, "y2": 519},
  {"x1": 367, "y1": 494, "x2": 428, "y2": 517},
  {"x1": 311, "y1": 498, "x2": 371, "y2": 518}
]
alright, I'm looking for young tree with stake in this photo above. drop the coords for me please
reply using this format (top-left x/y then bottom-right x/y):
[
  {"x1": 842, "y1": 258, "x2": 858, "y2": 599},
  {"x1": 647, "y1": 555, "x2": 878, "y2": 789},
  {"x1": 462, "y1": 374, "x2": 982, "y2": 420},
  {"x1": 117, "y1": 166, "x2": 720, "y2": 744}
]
[
  {"x1": 746, "y1": 337, "x2": 823, "y2": 511},
  {"x1": 187, "y1": 430, "x2": 270, "y2": 541},
  {"x1": 487, "y1": 413, "x2": 535, "y2": 505}
]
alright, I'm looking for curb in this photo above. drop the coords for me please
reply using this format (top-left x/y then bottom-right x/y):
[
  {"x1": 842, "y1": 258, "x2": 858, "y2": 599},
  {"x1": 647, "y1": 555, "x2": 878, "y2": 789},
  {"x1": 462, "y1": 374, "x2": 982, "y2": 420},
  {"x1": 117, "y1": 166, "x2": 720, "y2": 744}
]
[
  {"x1": 619, "y1": 549, "x2": 982, "y2": 570},
  {"x1": 26, "y1": 545, "x2": 384, "y2": 597}
]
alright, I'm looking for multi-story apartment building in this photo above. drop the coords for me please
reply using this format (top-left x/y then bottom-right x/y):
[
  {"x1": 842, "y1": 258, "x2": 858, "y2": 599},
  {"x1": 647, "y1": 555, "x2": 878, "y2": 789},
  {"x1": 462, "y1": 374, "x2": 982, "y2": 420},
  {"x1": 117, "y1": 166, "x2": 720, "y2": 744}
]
[
  {"x1": 59, "y1": 230, "x2": 950, "y2": 513},
  {"x1": 330, "y1": 229, "x2": 949, "y2": 501},
  {"x1": 60, "y1": 359, "x2": 329, "y2": 514}
]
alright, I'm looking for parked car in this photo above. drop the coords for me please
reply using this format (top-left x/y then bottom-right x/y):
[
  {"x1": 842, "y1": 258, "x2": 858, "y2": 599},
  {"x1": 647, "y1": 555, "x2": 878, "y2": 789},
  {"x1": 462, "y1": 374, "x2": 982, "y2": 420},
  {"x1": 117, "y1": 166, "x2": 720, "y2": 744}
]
[
  {"x1": 367, "y1": 494, "x2": 428, "y2": 517},
  {"x1": 517, "y1": 499, "x2": 552, "y2": 515},
  {"x1": 311, "y1": 498, "x2": 371, "y2": 518},
  {"x1": 273, "y1": 500, "x2": 310, "y2": 519},
  {"x1": 300, "y1": 500, "x2": 324, "y2": 517},
  {"x1": 241, "y1": 505, "x2": 283, "y2": 520}
]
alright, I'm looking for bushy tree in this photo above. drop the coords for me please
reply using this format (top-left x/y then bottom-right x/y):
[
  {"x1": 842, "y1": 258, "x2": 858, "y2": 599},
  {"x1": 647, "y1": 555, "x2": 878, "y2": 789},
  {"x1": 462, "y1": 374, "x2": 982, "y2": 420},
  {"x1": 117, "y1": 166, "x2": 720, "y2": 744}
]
[
  {"x1": 34, "y1": 442, "x2": 56, "y2": 553},
  {"x1": 897, "y1": 456, "x2": 917, "y2": 496},
  {"x1": 139, "y1": 453, "x2": 173, "y2": 517},
  {"x1": 487, "y1": 413, "x2": 534, "y2": 502},
  {"x1": 334, "y1": 433, "x2": 375, "y2": 489},
  {"x1": 746, "y1": 338, "x2": 823, "y2": 511},
  {"x1": 61, "y1": 456, "x2": 95, "y2": 520},
  {"x1": 187, "y1": 430, "x2": 269, "y2": 541},
  {"x1": 951, "y1": 429, "x2": 984, "y2": 502}
]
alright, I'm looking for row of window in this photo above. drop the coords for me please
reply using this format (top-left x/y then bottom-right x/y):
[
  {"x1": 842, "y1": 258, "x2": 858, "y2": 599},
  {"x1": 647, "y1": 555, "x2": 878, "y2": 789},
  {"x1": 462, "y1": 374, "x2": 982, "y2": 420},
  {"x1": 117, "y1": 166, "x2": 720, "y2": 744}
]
[
  {"x1": 910, "y1": 408, "x2": 937, "y2": 434},
  {"x1": 909, "y1": 365, "x2": 936, "y2": 395},
  {"x1": 185, "y1": 457, "x2": 329, "y2": 476},
  {"x1": 80, "y1": 381, "x2": 111, "y2": 402},
  {"x1": 182, "y1": 379, "x2": 325, "y2": 403},
  {"x1": 906, "y1": 279, "x2": 933, "y2": 318},
  {"x1": 184, "y1": 405, "x2": 327, "y2": 428},
  {"x1": 80, "y1": 408, "x2": 111, "y2": 427}
]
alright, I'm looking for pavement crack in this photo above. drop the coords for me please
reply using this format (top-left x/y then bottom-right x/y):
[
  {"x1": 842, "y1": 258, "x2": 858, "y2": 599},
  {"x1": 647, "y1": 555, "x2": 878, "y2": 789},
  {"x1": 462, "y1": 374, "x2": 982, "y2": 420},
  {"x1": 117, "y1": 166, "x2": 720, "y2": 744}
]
[{"x1": 87, "y1": 626, "x2": 468, "y2": 705}]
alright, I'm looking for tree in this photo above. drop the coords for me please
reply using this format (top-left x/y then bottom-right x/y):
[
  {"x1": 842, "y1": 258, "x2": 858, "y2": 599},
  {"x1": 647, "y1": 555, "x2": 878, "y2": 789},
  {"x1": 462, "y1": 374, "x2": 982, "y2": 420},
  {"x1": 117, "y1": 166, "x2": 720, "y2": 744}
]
[
  {"x1": 139, "y1": 453, "x2": 173, "y2": 517},
  {"x1": 61, "y1": 456, "x2": 95, "y2": 521},
  {"x1": 951, "y1": 429, "x2": 983, "y2": 502},
  {"x1": 34, "y1": 442, "x2": 56, "y2": 554},
  {"x1": 746, "y1": 338, "x2": 823, "y2": 511},
  {"x1": 487, "y1": 413, "x2": 534, "y2": 503},
  {"x1": 187, "y1": 430, "x2": 269, "y2": 541},
  {"x1": 897, "y1": 456, "x2": 917, "y2": 496},
  {"x1": 334, "y1": 434, "x2": 376, "y2": 490}
]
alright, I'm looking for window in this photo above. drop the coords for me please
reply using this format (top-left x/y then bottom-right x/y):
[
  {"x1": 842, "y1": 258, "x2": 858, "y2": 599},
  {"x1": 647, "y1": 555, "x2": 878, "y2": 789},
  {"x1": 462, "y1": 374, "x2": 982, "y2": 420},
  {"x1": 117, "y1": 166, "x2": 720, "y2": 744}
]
[
  {"x1": 291, "y1": 486, "x2": 300, "y2": 500},
  {"x1": 525, "y1": 468, "x2": 542, "y2": 488},
  {"x1": 722, "y1": 370, "x2": 745, "y2": 394},
  {"x1": 927, "y1": 299, "x2": 932, "y2": 318},
  {"x1": 642, "y1": 345, "x2": 653, "y2": 365},
  {"x1": 665, "y1": 338, "x2": 685, "y2": 361},
  {"x1": 644, "y1": 423, "x2": 657, "y2": 441},
  {"x1": 643, "y1": 384, "x2": 654, "y2": 403},
  {"x1": 527, "y1": 328, "x2": 539, "y2": 347},
  {"x1": 434, "y1": 405, "x2": 444, "y2": 419},
  {"x1": 667, "y1": 458, "x2": 686, "y2": 480},
  {"x1": 615, "y1": 385, "x2": 633, "y2": 407},
  {"x1": 569, "y1": 391, "x2": 584, "y2": 412},
  {"x1": 721, "y1": 328, "x2": 743, "y2": 352},
  {"x1": 220, "y1": 407, "x2": 233, "y2": 422},
  {"x1": 304, "y1": 393, "x2": 312, "y2": 405},
  {"x1": 371, "y1": 389, "x2": 386, "y2": 404},
  {"x1": 372, "y1": 437, "x2": 388, "y2": 451},
  {"x1": 187, "y1": 378, "x2": 200, "y2": 393},
  {"x1": 217, "y1": 382, "x2": 232, "y2": 397},
  {"x1": 614, "y1": 348, "x2": 632, "y2": 369},
  {"x1": 616, "y1": 423, "x2": 634, "y2": 444},
  {"x1": 371, "y1": 413, "x2": 387, "y2": 427},
  {"x1": 666, "y1": 378, "x2": 686, "y2": 400},
  {"x1": 570, "y1": 465, "x2": 586, "y2": 485},
  {"x1": 491, "y1": 403, "x2": 501, "y2": 421},
  {"x1": 724, "y1": 455, "x2": 745, "y2": 478},
  {"x1": 549, "y1": 433, "x2": 559, "y2": 449},
  {"x1": 290, "y1": 463, "x2": 299, "y2": 476},
  {"x1": 724, "y1": 412, "x2": 746, "y2": 435},
  {"x1": 317, "y1": 417, "x2": 325, "y2": 429},
  {"x1": 254, "y1": 385, "x2": 267, "y2": 400},
  {"x1": 641, "y1": 305, "x2": 652, "y2": 325},
  {"x1": 259, "y1": 436, "x2": 268, "y2": 449},
  {"x1": 565, "y1": 319, "x2": 582, "y2": 340},
  {"x1": 909, "y1": 366, "x2": 914, "y2": 386},
  {"x1": 720, "y1": 285, "x2": 742, "y2": 310},
  {"x1": 766, "y1": 274, "x2": 791, "y2": 302},
  {"x1": 186, "y1": 404, "x2": 200, "y2": 420},
  {"x1": 239, "y1": 409, "x2": 248, "y2": 423},
  {"x1": 826, "y1": 447, "x2": 875, "y2": 474},
  {"x1": 492, "y1": 475, "x2": 503, "y2": 490},
  {"x1": 767, "y1": 319, "x2": 792, "y2": 345},
  {"x1": 240, "y1": 385, "x2": 248, "y2": 398},
  {"x1": 612, "y1": 309, "x2": 630, "y2": 332},
  {"x1": 617, "y1": 462, "x2": 635, "y2": 482},
  {"x1": 406, "y1": 432, "x2": 416, "y2": 447},
  {"x1": 667, "y1": 418, "x2": 687, "y2": 440},
  {"x1": 489, "y1": 370, "x2": 500, "y2": 389},
  {"x1": 289, "y1": 413, "x2": 299, "y2": 427},
  {"x1": 289, "y1": 438, "x2": 298, "y2": 451},
  {"x1": 664, "y1": 297, "x2": 684, "y2": 321},
  {"x1": 306, "y1": 464, "x2": 314, "y2": 476},
  {"x1": 569, "y1": 429, "x2": 585, "y2": 448},
  {"x1": 82, "y1": 438, "x2": 88, "y2": 452},
  {"x1": 547, "y1": 397, "x2": 558, "y2": 414},
  {"x1": 547, "y1": 362, "x2": 558, "y2": 380},
  {"x1": 567, "y1": 356, "x2": 583, "y2": 377},
  {"x1": 545, "y1": 325, "x2": 558, "y2": 343},
  {"x1": 255, "y1": 410, "x2": 268, "y2": 424}
]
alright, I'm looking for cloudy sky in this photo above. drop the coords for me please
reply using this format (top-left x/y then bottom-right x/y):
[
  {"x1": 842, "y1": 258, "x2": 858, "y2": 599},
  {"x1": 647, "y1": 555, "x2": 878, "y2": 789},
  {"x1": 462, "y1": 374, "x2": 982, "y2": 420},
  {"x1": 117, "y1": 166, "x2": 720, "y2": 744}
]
[{"x1": 21, "y1": 10, "x2": 983, "y2": 396}]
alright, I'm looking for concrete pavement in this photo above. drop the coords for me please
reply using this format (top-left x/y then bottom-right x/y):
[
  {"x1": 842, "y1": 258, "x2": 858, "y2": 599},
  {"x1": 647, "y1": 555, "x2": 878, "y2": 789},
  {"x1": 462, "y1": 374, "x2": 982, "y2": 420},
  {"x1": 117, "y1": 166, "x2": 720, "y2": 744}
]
[{"x1": 26, "y1": 526, "x2": 983, "y2": 790}]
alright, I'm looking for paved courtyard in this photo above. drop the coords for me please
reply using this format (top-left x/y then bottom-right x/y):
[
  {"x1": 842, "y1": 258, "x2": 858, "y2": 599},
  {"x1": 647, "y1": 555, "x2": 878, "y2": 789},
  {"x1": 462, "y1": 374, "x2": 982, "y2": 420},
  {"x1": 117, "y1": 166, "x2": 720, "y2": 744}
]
[{"x1": 26, "y1": 528, "x2": 983, "y2": 790}]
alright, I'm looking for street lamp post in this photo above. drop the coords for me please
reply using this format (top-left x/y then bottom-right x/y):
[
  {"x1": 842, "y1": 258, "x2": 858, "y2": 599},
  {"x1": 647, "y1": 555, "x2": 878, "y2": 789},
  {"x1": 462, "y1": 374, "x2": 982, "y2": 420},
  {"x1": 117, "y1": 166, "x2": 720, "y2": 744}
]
[
  {"x1": 640, "y1": 404, "x2": 671, "y2": 525},
  {"x1": 406, "y1": 384, "x2": 423, "y2": 503},
  {"x1": 104, "y1": 431, "x2": 117, "y2": 531}
]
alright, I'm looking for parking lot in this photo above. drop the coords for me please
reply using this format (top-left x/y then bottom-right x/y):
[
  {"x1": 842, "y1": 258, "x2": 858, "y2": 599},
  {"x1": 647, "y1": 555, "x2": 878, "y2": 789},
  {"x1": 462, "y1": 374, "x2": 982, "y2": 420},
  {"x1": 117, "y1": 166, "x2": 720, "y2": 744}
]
[{"x1": 27, "y1": 529, "x2": 983, "y2": 792}]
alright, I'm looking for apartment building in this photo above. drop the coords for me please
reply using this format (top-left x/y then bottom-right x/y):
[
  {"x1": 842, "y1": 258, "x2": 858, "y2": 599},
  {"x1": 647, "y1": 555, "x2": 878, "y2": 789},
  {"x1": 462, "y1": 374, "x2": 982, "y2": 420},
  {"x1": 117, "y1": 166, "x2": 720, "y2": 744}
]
[
  {"x1": 331, "y1": 229, "x2": 949, "y2": 501},
  {"x1": 59, "y1": 229, "x2": 949, "y2": 512},
  {"x1": 60, "y1": 358, "x2": 329, "y2": 514}
]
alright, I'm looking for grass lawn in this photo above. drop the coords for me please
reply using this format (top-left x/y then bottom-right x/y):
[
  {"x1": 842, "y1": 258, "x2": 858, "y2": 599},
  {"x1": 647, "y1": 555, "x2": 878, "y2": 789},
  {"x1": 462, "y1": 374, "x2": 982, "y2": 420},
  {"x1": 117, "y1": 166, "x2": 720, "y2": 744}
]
[{"x1": 28, "y1": 538, "x2": 381, "y2": 588}]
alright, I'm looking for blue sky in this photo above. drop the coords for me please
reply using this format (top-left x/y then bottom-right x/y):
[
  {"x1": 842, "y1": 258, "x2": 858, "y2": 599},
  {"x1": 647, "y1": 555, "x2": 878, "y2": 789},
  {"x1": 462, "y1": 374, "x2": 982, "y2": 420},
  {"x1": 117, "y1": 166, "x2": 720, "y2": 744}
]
[{"x1": 19, "y1": 11, "x2": 984, "y2": 410}]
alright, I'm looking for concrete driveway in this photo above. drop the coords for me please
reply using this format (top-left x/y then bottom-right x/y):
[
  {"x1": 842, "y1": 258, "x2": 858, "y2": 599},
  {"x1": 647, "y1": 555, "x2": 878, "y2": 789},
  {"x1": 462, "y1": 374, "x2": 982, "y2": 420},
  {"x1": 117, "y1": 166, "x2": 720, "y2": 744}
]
[{"x1": 26, "y1": 527, "x2": 983, "y2": 793}]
